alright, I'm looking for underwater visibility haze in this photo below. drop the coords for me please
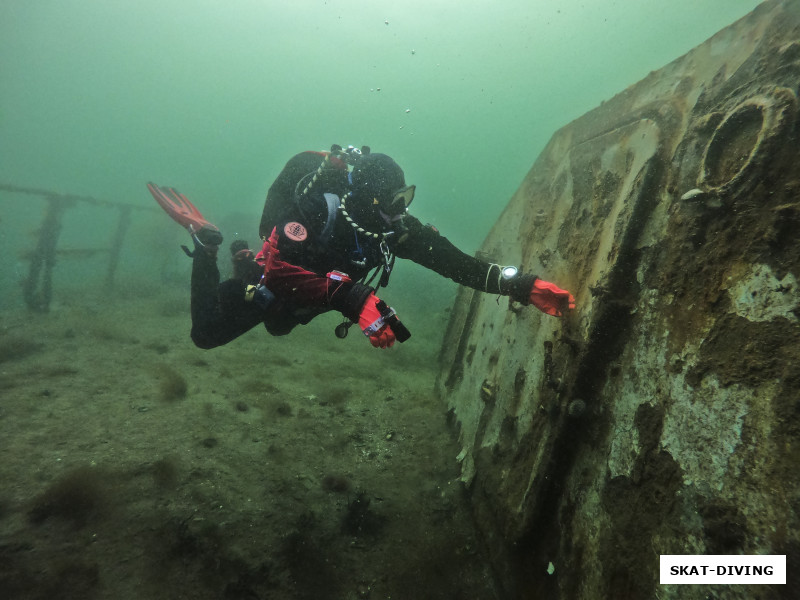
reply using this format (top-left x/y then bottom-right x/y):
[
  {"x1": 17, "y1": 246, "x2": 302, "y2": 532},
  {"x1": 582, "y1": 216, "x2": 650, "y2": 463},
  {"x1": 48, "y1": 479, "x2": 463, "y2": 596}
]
[
  {"x1": 1, "y1": 0, "x2": 762, "y2": 252},
  {"x1": 0, "y1": 1, "x2": 773, "y2": 599}
]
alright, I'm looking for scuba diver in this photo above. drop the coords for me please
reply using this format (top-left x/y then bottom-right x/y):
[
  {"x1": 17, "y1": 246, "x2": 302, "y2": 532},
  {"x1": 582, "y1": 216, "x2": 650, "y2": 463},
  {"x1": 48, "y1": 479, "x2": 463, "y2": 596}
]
[{"x1": 147, "y1": 144, "x2": 576, "y2": 350}]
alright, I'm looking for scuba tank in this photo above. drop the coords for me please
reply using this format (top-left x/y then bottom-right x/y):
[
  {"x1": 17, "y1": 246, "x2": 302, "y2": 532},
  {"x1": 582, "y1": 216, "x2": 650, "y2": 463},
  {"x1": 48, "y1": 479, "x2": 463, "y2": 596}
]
[{"x1": 259, "y1": 144, "x2": 410, "y2": 342}]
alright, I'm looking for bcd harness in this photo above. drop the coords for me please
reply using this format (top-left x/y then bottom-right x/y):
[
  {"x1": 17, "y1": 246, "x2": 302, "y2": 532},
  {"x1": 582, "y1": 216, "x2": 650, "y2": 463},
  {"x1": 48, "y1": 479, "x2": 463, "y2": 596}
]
[
  {"x1": 251, "y1": 146, "x2": 403, "y2": 340},
  {"x1": 292, "y1": 146, "x2": 398, "y2": 293}
]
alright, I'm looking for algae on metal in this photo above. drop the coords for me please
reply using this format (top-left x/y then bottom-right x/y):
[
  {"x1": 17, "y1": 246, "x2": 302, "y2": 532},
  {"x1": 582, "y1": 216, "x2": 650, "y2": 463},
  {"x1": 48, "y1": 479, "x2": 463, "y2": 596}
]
[{"x1": 437, "y1": 1, "x2": 800, "y2": 598}]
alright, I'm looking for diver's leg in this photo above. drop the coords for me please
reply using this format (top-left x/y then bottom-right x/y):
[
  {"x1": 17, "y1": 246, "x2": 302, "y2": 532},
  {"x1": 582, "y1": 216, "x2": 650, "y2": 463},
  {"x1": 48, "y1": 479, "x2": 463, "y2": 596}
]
[
  {"x1": 189, "y1": 251, "x2": 263, "y2": 349},
  {"x1": 145, "y1": 182, "x2": 262, "y2": 348}
]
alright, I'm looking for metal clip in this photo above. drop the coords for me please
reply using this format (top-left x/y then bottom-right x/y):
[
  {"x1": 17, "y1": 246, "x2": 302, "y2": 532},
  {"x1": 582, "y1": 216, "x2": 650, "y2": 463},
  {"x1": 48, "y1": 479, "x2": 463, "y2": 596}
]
[{"x1": 380, "y1": 239, "x2": 392, "y2": 273}]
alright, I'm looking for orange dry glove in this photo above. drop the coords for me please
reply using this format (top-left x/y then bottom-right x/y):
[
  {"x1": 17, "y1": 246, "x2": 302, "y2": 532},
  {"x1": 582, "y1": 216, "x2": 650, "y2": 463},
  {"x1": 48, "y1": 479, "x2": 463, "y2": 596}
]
[
  {"x1": 358, "y1": 293, "x2": 397, "y2": 348},
  {"x1": 529, "y1": 279, "x2": 576, "y2": 317}
]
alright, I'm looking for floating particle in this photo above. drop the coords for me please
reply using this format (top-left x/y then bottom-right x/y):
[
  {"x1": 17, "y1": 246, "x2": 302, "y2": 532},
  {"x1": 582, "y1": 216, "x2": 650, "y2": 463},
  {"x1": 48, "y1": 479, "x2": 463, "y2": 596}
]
[{"x1": 405, "y1": 108, "x2": 411, "y2": 113}]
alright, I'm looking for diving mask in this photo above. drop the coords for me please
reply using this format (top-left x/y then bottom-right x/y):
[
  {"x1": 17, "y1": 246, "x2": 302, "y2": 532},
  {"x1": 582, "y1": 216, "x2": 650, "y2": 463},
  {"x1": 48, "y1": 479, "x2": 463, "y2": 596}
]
[{"x1": 381, "y1": 185, "x2": 415, "y2": 215}]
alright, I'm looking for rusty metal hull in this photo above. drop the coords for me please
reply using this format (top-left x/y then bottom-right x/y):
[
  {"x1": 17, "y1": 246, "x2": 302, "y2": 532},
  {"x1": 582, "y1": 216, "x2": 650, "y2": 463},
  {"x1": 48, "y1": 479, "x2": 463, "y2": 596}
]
[{"x1": 437, "y1": 1, "x2": 800, "y2": 597}]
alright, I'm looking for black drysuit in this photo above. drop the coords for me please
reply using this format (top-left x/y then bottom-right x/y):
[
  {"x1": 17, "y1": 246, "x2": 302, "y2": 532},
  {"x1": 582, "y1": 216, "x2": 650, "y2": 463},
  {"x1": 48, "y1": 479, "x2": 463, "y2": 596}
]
[{"x1": 190, "y1": 151, "x2": 533, "y2": 349}]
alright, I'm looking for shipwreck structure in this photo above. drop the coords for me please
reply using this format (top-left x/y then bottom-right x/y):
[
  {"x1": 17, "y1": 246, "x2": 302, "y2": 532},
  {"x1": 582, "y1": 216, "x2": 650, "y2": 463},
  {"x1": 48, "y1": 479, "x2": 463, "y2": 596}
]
[
  {"x1": 0, "y1": 184, "x2": 153, "y2": 312},
  {"x1": 437, "y1": 1, "x2": 800, "y2": 598}
]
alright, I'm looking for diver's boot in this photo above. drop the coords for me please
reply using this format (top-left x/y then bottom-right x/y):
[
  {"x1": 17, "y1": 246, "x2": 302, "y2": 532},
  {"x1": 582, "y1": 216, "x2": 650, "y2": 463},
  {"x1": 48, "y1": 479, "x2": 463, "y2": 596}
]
[
  {"x1": 184, "y1": 224, "x2": 223, "y2": 258},
  {"x1": 230, "y1": 240, "x2": 260, "y2": 281}
]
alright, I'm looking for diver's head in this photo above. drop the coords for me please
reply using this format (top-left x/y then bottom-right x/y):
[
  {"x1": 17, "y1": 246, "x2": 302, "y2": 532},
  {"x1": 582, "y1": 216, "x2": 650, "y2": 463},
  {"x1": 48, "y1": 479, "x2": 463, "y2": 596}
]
[{"x1": 349, "y1": 153, "x2": 415, "y2": 221}]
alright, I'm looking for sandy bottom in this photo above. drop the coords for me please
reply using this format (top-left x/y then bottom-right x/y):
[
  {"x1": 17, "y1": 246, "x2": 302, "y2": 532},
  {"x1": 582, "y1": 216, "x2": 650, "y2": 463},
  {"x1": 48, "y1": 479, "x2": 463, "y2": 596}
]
[{"x1": 0, "y1": 286, "x2": 499, "y2": 600}]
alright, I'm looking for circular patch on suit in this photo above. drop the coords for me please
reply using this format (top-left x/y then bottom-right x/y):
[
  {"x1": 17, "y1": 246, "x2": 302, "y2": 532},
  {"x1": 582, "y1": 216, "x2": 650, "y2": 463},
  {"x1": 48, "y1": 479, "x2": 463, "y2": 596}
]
[{"x1": 283, "y1": 222, "x2": 308, "y2": 241}]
